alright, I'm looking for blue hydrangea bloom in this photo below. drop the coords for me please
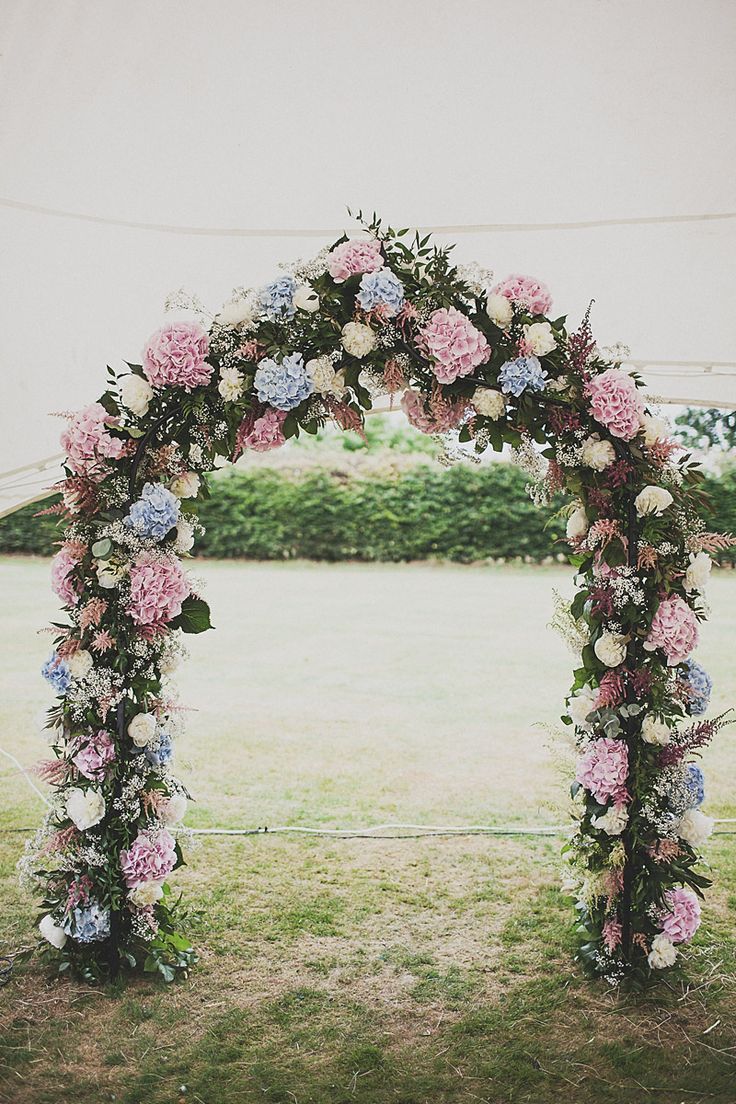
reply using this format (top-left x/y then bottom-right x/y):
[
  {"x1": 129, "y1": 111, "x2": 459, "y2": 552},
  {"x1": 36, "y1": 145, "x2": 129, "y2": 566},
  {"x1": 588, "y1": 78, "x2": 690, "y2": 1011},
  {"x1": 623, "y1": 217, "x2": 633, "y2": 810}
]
[
  {"x1": 497, "y1": 356, "x2": 548, "y2": 397},
  {"x1": 254, "y1": 352, "x2": 314, "y2": 411},
  {"x1": 257, "y1": 276, "x2": 297, "y2": 321},
  {"x1": 65, "y1": 902, "x2": 111, "y2": 943},
  {"x1": 685, "y1": 764, "x2": 705, "y2": 807},
  {"x1": 356, "y1": 269, "x2": 405, "y2": 316},
  {"x1": 41, "y1": 652, "x2": 72, "y2": 695},
  {"x1": 146, "y1": 730, "x2": 173, "y2": 768},
  {"x1": 681, "y1": 659, "x2": 712, "y2": 716},
  {"x1": 125, "y1": 482, "x2": 180, "y2": 540}
]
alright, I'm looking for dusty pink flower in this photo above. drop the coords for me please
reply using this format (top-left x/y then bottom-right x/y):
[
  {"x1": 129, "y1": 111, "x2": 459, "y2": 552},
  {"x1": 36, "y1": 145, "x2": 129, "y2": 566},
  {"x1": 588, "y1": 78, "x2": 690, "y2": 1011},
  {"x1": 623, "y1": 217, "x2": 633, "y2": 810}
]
[
  {"x1": 128, "y1": 552, "x2": 190, "y2": 627},
  {"x1": 492, "y1": 274, "x2": 552, "y2": 315},
  {"x1": 143, "y1": 322, "x2": 212, "y2": 390},
  {"x1": 400, "y1": 388, "x2": 467, "y2": 434},
  {"x1": 661, "y1": 887, "x2": 701, "y2": 943},
  {"x1": 239, "y1": 408, "x2": 287, "y2": 453},
  {"x1": 602, "y1": 917, "x2": 622, "y2": 952},
  {"x1": 72, "y1": 730, "x2": 116, "y2": 781},
  {"x1": 61, "y1": 403, "x2": 127, "y2": 477},
  {"x1": 586, "y1": 369, "x2": 644, "y2": 441},
  {"x1": 51, "y1": 545, "x2": 83, "y2": 607},
  {"x1": 644, "y1": 595, "x2": 699, "y2": 666},
  {"x1": 120, "y1": 829, "x2": 177, "y2": 888},
  {"x1": 417, "y1": 307, "x2": 491, "y2": 383},
  {"x1": 576, "y1": 737, "x2": 629, "y2": 803},
  {"x1": 326, "y1": 238, "x2": 383, "y2": 283}
]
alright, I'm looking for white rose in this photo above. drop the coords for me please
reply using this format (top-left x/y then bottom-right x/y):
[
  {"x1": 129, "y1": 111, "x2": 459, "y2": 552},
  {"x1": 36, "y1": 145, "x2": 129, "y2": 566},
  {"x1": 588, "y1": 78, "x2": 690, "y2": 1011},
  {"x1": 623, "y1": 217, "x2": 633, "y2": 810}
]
[
  {"x1": 128, "y1": 712, "x2": 157, "y2": 748},
  {"x1": 67, "y1": 649, "x2": 93, "y2": 680},
  {"x1": 523, "y1": 321, "x2": 556, "y2": 356},
  {"x1": 161, "y1": 792, "x2": 188, "y2": 825},
  {"x1": 642, "y1": 414, "x2": 670, "y2": 447},
  {"x1": 678, "y1": 807, "x2": 714, "y2": 848},
  {"x1": 96, "y1": 561, "x2": 126, "y2": 589},
  {"x1": 568, "y1": 685, "x2": 598, "y2": 730},
  {"x1": 485, "y1": 292, "x2": 513, "y2": 329},
  {"x1": 66, "y1": 787, "x2": 105, "y2": 831},
  {"x1": 218, "y1": 366, "x2": 244, "y2": 402},
  {"x1": 293, "y1": 285, "x2": 320, "y2": 313},
  {"x1": 174, "y1": 517, "x2": 195, "y2": 554},
  {"x1": 635, "y1": 486, "x2": 674, "y2": 517},
  {"x1": 39, "y1": 913, "x2": 67, "y2": 949},
  {"x1": 566, "y1": 506, "x2": 588, "y2": 540},
  {"x1": 120, "y1": 374, "x2": 153, "y2": 417},
  {"x1": 217, "y1": 294, "x2": 257, "y2": 328},
  {"x1": 472, "y1": 388, "x2": 506, "y2": 419},
  {"x1": 307, "y1": 356, "x2": 345, "y2": 396},
  {"x1": 594, "y1": 632, "x2": 628, "y2": 667},
  {"x1": 581, "y1": 434, "x2": 616, "y2": 472},
  {"x1": 641, "y1": 714, "x2": 671, "y2": 746},
  {"x1": 648, "y1": 934, "x2": 677, "y2": 969},
  {"x1": 341, "y1": 321, "x2": 376, "y2": 359},
  {"x1": 591, "y1": 804, "x2": 628, "y2": 836},
  {"x1": 685, "y1": 551, "x2": 712, "y2": 594},
  {"x1": 129, "y1": 880, "x2": 164, "y2": 907},
  {"x1": 169, "y1": 472, "x2": 200, "y2": 499}
]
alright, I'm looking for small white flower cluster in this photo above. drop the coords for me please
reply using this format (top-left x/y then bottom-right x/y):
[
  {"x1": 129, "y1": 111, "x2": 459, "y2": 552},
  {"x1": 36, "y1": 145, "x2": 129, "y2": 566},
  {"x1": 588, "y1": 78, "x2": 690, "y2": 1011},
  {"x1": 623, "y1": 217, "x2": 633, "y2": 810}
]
[
  {"x1": 375, "y1": 322, "x2": 402, "y2": 350},
  {"x1": 67, "y1": 666, "x2": 121, "y2": 722},
  {"x1": 456, "y1": 262, "x2": 494, "y2": 296},
  {"x1": 607, "y1": 567, "x2": 646, "y2": 610},
  {"x1": 278, "y1": 246, "x2": 331, "y2": 282}
]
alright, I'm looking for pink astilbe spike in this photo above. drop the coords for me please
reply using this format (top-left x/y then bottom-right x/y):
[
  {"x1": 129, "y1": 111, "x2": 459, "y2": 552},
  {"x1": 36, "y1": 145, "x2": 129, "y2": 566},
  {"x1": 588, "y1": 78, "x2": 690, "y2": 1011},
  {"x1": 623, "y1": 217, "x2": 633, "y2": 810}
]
[
  {"x1": 687, "y1": 531, "x2": 736, "y2": 554},
  {"x1": 91, "y1": 630, "x2": 116, "y2": 654},
  {"x1": 36, "y1": 758, "x2": 73, "y2": 785},
  {"x1": 79, "y1": 598, "x2": 108, "y2": 631},
  {"x1": 324, "y1": 396, "x2": 367, "y2": 440}
]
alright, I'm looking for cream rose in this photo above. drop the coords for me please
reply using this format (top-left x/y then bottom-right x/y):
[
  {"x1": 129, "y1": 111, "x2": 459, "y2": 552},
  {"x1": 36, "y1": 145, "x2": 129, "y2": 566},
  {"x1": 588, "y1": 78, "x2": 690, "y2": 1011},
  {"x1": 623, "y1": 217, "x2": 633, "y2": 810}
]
[
  {"x1": 96, "y1": 560, "x2": 126, "y2": 589},
  {"x1": 341, "y1": 321, "x2": 376, "y2": 358},
  {"x1": 67, "y1": 649, "x2": 93, "y2": 680},
  {"x1": 641, "y1": 714, "x2": 671, "y2": 746},
  {"x1": 568, "y1": 685, "x2": 598, "y2": 730},
  {"x1": 594, "y1": 631, "x2": 628, "y2": 667},
  {"x1": 472, "y1": 388, "x2": 506, "y2": 419},
  {"x1": 128, "y1": 712, "x2": 157, "y2": 748},
  {"x1": 591, "y1": 804, "x2": 628, "y2": 836},
  {"x1": 174, "y1": 518, "x2": 195, "y2": 554},
  {"x1": 129, "y1": 881, "x2": 165, "y2": 907},
  {"x1": 66, "y1": 787, "x2": 105, "y2": 831},
  {"x1": 523, "y1": 321, "x2": 556, "y2": 356},
  {"x1": 161, "y1": 792, "x2": 188, "y2": 825},
  {"x1": 648, "y1": 934, "x2": 677, "y2": 969},
  {"x1": 581, "y1": 434, "x2": 616, "y2": 471},
  {"x1": 218, "y1": 366, "x2": 244, "y2": 402},
  {"x1": 39, "y1": 914, "x2": 67, "y2": 949},
  {"x1": 307, "y1": 356, "x2": 345, "y2": 396},
  {"x1": 566, "y1": 505, "x2": 588, "y2": 541},
  {"x1": 217, "y1": 294, "x2": 258, "y2": 328},
  {"x1": 678, "y1": 807, "x2": 714, "y2": 848},
  {"x1": 293, "y1": 285, "x2": 320, "y2": 312},
  {"x1": 169, "y1": 471, "x2": 201, "y2": 499},
  {"x1": 642, "y1": 414, "x2": 670, "y2": 447},
  {"x1": 635, "y1": 485, "x2": 673, "y2": 517},
  {"x1": 120, "y1": 374, "x2": 153, "y2": 417},
  {"x1": 485, "y1": 292, "x2": 513, "y2": 329},
  {"x1": 685, "y1": 551, "x2": 712, "y2": 594}
]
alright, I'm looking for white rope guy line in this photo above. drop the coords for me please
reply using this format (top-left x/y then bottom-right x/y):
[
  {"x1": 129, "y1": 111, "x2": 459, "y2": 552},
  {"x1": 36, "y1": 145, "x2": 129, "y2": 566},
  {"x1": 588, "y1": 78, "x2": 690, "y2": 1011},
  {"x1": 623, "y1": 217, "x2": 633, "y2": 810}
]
[{"x1": 1, "y1": 196, "x2": 735, "y2": 238}]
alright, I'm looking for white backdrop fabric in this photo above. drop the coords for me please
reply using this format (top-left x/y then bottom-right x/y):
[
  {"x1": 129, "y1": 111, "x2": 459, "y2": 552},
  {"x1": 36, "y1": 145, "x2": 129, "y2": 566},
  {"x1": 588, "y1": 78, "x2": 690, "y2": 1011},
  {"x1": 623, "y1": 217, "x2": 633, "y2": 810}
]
[{"x1": 1, "y1": 0, "x2": 735, "y2": 510}]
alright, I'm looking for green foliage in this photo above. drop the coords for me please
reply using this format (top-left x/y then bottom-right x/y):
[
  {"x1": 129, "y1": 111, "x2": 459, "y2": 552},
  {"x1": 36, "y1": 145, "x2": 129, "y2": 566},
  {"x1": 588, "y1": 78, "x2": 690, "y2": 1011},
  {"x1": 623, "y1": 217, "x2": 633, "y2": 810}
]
[{"x1": 675, "y1": 406, "x2": 736, "y2": 450}]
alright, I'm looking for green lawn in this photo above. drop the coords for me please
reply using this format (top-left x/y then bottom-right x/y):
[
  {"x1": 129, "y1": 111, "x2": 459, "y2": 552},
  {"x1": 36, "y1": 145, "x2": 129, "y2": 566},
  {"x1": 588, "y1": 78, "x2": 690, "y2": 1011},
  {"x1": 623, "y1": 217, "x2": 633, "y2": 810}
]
[{"x1": 1, "y1": 557, "x2": 735, "y2": 1103}]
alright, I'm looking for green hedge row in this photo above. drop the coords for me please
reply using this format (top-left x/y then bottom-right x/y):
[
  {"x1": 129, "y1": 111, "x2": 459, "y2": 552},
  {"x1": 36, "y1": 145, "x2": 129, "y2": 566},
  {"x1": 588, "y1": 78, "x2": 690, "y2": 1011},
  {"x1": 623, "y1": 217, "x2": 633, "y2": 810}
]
[{"x1": 2, "y1": 464, "x2": 734, "y2": 564}]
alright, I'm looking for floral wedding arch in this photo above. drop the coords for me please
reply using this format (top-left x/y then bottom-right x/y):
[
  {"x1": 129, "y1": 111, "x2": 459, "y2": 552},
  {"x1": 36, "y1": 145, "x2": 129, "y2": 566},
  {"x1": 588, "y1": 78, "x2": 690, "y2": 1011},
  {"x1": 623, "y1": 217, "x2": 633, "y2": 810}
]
[{"x1": 24, "y1": 216, "x2": 729, "y2": 987}]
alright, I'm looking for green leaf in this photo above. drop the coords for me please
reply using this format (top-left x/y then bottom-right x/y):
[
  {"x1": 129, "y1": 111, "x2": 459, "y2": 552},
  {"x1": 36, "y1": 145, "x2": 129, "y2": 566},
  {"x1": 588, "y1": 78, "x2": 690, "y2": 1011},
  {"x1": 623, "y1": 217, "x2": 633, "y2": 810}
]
[
  {"x1": 171, "y1": 596, "x2": 213, "y2": 634},
  {"x1": 91, "y1": 538, "x2": 113, "y2": 559}
]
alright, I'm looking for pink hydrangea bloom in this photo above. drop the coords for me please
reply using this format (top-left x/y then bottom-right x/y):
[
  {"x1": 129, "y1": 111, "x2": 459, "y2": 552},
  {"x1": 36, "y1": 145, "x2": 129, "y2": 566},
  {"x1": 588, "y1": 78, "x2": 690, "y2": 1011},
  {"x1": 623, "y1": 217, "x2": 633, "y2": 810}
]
[
  {"x1": 128, "y1": 552, "x2": 190, "y2": 627},
  {"x1": 51, "y1": 545, "x2": 83, "y2": 607},
  {"x1": 586, "y1": 369, "x2": 645, "y2": 441},
  {"x1": 120, "y1": 829, "x2": 177, "y2": 889},
  {"x1": 60, "y1": 403, "x2": 127, "y2": 477},
  {"x1": 73, "y1": 730, "x2": 115, "y2": 781},
  {"x1": 492, "y1": 274, "x2": 552, "y2": 315},
  {"x1": 143, "y1": 322, "x2": 212, "y2": 390},
  {"x1": 240, "y1": 408, "x2": 287, "y2": 452},
  {"x1": 576, "y1": 737, "x2": 629, "y2": 803},
  {"x1": 417, "y1": 307, "x2": 491, "y2": 383},
  {"x1": 661, "y1": 887, "x2": 701, "y2": 943},
  {"x1": 326, "y1": 238, "x2": 383, "y2": 283},
  {"x1": 644, "y1": 595, "x2": 699, "y2": 666},
  {"x1": 400, "y1": 388, "x2": 467, "y2": 434}
]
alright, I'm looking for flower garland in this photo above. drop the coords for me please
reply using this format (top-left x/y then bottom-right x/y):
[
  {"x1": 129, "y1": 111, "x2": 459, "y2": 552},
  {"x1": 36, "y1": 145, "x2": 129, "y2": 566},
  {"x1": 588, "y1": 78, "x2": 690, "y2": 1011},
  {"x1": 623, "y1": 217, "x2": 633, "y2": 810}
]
[{"x1": 24, "y1": 215, "x2": 729, "y2": 986}]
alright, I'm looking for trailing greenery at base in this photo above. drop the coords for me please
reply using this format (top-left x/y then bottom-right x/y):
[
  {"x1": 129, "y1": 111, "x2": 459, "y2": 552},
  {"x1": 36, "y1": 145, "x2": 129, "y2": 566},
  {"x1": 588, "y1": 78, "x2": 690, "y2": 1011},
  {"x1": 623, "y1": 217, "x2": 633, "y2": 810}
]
[{"x1": 2, "y1": 462, "x2": 733, "y2": 563}]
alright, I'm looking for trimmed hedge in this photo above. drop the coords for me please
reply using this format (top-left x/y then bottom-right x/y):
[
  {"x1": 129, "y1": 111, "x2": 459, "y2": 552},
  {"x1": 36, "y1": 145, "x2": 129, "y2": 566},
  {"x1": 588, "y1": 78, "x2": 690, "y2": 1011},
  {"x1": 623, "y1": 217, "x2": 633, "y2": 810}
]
[{"x1": 1, "y1": 464, "x2": 734, "y2": 563}]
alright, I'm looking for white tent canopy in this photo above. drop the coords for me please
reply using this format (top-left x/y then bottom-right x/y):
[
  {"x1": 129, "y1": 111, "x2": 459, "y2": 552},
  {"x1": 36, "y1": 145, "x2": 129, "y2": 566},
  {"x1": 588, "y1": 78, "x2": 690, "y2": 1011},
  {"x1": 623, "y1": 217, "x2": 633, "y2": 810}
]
[{"x1": 1, "y1": 0, "x2": 735, "y2": 513}]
